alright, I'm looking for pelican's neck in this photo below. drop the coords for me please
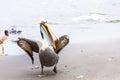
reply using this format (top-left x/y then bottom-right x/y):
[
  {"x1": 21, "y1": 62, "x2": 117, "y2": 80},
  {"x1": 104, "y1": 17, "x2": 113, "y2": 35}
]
[
  {"x1": 41, "y1": 39, "x2": 48, "y2": 50},
  {"x1": 41, "y1": 39, "x2": 54, "y2": 51}
]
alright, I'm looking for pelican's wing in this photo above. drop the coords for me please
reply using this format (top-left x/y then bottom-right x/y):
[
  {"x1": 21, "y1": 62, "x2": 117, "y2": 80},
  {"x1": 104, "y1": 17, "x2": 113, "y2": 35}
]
[
  {"x1": 17, "y1": 38, "x2": 39, "y2": 64},
  {"x1": 54, "y1": 35, "x2": 70, "y2": 54}
]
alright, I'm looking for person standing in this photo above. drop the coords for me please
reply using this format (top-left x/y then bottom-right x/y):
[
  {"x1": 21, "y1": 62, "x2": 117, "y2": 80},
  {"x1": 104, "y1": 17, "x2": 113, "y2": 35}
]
[{"x1": 0, "y1": 30, "x2": 9, "y2": 56}]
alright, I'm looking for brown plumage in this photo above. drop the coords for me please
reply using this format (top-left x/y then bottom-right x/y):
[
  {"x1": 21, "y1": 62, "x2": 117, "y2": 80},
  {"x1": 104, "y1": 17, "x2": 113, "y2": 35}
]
[
  {"x1": 17, "y1": 35, "x2": 69, "y2": 74},
  {"x1": 17, "y1": 38, "x2": 41, "y2": 64}
]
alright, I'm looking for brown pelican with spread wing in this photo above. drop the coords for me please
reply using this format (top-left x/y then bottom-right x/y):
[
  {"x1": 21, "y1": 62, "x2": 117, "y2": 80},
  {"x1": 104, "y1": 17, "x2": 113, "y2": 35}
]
[
  {"x1": 17, "y1": 19, "x2": 70, "y2": 74},
  {"x1": 17, "y1": 35, "x2": 69, "y2": 74}
]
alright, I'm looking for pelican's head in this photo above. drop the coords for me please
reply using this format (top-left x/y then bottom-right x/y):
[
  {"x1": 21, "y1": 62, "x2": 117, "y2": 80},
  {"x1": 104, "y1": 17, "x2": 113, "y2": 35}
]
[{"x1": 38, "y1": 18, "x2": 47, "y2": 24}]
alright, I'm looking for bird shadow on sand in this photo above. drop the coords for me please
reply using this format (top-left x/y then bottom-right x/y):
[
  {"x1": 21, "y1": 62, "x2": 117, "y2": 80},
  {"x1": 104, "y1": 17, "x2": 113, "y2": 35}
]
[{"x1": 19, "y1": 69, "x2": 63, "y2": 79}]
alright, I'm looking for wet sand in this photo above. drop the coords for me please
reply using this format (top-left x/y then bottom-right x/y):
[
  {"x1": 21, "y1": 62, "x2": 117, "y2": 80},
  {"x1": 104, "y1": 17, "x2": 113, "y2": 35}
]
[{"x1": 0, "y1": 38, "x2": 120, "y2": 80}]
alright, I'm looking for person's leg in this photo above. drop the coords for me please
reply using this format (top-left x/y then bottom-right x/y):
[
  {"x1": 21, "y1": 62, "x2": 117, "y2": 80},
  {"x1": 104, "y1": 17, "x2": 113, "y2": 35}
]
[{"x1": 1, "y1": 44, "x2": 4, "y2": 54}]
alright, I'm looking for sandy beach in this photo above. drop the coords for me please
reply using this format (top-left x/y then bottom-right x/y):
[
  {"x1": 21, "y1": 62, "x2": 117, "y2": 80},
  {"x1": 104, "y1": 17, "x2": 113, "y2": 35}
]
[
  {"x1": 0, "y1": 0, "x2": 120, "y2": 80},
  {"x1": 1, "y1": 37, "x2": 120, "y2": 80}
]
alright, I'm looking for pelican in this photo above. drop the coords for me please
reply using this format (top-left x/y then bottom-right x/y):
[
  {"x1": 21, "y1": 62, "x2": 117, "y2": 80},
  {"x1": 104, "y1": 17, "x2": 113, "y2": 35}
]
[
  {"x1": 17, "y1": 19, "x2": 69, "y2": 74},
  {"x1": 17, "y1": 35, "x2": 69, "y2": 74}
]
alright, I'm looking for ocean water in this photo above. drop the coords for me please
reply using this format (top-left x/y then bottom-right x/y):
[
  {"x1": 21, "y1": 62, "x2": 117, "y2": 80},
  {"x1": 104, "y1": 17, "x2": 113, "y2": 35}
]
[
  {"x1": 0, "y1": 0, "x2": 120, "y2": 56},
  {"x1": 0, "y1": 0, "x2": 119, "y2": 26}
]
